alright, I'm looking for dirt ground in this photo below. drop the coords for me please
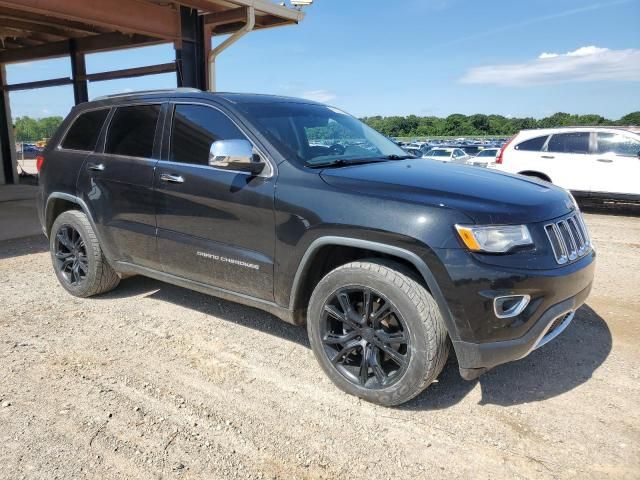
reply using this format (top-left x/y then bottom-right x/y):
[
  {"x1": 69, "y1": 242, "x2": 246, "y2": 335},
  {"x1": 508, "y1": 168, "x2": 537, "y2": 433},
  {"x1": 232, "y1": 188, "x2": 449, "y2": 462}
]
[{"x1": 0, "y1": 211, "x2": 639, "y2": 480}]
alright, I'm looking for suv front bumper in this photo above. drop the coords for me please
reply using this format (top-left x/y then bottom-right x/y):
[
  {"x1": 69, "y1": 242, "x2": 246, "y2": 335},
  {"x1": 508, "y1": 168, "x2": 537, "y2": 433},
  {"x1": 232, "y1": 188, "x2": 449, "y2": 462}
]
[
  {"x1": 454, "y1": 284, "x2": 590, "y2": 379},
  {"x1": 433, "y1": 248, "x2": 595, "y2": 380}
]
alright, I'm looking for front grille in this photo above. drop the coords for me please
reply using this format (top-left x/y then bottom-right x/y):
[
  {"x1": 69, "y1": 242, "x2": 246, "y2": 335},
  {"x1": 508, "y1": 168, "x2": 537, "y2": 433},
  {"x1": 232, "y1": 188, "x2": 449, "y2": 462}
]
[{"x1": 544, "y1": 213, "x2": 591, "y2": 264}]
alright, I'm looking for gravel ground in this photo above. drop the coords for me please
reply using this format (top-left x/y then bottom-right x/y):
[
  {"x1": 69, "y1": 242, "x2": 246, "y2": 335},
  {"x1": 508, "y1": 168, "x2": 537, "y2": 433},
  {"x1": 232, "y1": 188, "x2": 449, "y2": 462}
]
[{"x1": 0, "y1": 212, "x2": 638, "y2": 479}]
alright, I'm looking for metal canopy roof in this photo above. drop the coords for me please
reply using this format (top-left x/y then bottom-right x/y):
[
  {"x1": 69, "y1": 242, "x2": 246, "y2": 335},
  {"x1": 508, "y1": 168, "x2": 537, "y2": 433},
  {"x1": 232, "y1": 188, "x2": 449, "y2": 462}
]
[
  {"x1": 0, "y1": 1, "x2": 307, "y2": 185},
  {"x1": 0, "y1": 0, "x2": 305, "y2": 64}
]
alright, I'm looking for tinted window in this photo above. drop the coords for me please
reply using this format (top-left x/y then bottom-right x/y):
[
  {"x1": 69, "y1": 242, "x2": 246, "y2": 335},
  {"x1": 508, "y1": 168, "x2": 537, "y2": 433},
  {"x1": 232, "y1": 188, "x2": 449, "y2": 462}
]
[
  {"x1": 547, "y1": 132, "x2": 590, "y2": 154},
  {"x1": 515, "y1": 135, "x2": 548, "y2": 152},
  {"x1": 60, "y1": 109, "x2": 109, "y2": 151},
  {"x1": 170, "y1": 105, "x2": 246, "y2": 165},
  {"x1": 596, "y1": 133, "x2": 640, "y2": 156},
  {"x1": 105, "y1": 104, "x2": 160, "y2": 158}
]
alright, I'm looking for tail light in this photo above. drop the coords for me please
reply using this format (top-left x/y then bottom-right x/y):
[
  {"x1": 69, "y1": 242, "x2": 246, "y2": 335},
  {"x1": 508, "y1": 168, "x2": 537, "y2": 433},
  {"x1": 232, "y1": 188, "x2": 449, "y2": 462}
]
[
  {"x1": 495, "y1": 136, "x2": 515, "y2": 165},
  {"x1": 36, "y1": 155, "x2": 45, "y2": 172}
]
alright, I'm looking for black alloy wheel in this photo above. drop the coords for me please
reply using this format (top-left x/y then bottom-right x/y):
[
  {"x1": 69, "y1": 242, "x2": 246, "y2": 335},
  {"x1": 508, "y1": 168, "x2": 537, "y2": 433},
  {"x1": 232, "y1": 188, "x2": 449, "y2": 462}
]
[
  {"x1": 54, "y1": 225, "x2": 88, "y2": 286},
  {"x1": 320, "y1": 286, "x2": 410, "y2": 389}
]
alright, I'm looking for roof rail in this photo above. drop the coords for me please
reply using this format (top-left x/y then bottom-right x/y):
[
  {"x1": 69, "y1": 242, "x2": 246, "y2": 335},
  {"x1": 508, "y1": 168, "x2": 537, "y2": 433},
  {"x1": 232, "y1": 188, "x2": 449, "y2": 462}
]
[{"x1": 93, "y1": 88, "x2": 202, "y2": 101}]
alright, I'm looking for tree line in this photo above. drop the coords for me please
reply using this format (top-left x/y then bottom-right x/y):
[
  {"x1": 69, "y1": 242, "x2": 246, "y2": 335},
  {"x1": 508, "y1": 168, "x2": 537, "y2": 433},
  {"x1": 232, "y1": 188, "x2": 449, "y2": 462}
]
[
  {"x1": 12, "y1": 111, "x2": 640, "y2": 142},
  {"x1": 361, "y1": 112, "x2": 640, "y2": 138},
  {"x1": 14, "y1": 116, "x2": 64, "y2": 142}
]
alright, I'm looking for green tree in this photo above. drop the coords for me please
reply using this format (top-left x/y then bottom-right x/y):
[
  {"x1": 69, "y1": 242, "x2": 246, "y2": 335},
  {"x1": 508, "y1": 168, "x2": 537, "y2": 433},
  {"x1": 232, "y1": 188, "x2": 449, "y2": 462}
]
[
  {"x1": 617, "y1": 112, "x2": 640, "y2": 125},
  {"x1": 360, "y1": 111, "x2": 639, "y2": 138},
  {"x1": 14, "y1": 115, "x2": 64, "y2": 142}
]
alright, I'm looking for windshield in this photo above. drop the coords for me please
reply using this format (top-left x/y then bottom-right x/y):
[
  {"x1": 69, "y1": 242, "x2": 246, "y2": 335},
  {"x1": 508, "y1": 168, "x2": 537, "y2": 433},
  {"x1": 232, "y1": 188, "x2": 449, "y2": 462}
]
[
  {"x1": 238, "y1": 102, "x2": 408, "y2": 166},
  {"x1": 425, "y1": 149, "x2": 451, "y2": 157}
]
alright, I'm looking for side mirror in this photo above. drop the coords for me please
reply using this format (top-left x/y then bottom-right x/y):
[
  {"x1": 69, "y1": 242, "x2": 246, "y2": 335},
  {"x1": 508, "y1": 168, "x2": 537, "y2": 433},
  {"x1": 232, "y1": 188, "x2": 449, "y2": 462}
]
[{"x1": 209, "y1": 139, "x2": 265, "y2": 175}]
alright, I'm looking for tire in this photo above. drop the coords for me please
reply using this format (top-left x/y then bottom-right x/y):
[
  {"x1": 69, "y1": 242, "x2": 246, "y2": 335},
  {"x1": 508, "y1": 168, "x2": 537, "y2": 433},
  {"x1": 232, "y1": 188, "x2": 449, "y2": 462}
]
[
  {"x1": 49, "y1": 210, "x2": 120, "y2": 298},
  {"x1": 307, "y1": 260, "x2": 449, "y2": 406}
]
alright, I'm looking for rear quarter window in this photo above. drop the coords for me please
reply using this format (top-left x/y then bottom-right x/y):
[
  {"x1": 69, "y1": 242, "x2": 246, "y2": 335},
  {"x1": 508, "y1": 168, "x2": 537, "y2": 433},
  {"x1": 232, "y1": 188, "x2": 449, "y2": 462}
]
[
  {"x1": 514, "y1": 135, "x2": 548, "y2": 152},
  {"x1": 60, "y1": 109, "x2": 110, "y2": 151}
]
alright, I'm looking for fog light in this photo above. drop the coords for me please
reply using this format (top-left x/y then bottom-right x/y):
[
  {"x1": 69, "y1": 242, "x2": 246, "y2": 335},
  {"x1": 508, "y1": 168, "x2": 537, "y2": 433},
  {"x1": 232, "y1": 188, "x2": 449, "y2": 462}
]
[{"x1": 493, "y1": 295, "x2": 530, "y2": 319}]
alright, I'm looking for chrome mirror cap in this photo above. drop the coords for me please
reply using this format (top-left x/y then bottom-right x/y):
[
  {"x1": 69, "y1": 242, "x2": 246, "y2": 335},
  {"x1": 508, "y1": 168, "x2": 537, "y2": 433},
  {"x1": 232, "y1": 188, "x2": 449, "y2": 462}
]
[{"x1": 209, "y1": 139, "x2": 264, "y2": 175}]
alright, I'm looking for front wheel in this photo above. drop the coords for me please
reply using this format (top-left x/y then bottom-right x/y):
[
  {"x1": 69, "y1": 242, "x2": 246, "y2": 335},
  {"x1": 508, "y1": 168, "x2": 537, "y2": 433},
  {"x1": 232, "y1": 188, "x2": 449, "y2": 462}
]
[{"x1": 307, "y1": 260, "x2": 449, "y2": 406}]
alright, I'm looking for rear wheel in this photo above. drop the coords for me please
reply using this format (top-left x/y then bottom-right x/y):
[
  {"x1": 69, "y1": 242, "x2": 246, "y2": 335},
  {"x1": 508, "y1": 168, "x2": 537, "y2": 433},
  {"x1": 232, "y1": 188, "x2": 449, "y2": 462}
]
[
  {"x1": 50, "y1": 210, "x2": 120, "y2": 297},
  {"x1": 307, "y1": 260, "x2": 449, "y2": 406}
]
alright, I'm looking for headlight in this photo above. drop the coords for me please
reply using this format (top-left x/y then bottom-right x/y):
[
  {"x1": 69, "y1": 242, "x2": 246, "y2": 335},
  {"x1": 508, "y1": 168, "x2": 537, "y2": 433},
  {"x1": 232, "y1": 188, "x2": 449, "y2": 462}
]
[{"x1": 455, "y1": 224, "x2": 533, "y2": 253}]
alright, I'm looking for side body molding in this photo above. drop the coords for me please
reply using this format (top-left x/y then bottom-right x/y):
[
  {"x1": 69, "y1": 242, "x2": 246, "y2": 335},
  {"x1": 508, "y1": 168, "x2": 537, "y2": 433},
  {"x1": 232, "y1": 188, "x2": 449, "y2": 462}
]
[{"x1": 288, "y1": 236, "x2": 458, "y2": 341}]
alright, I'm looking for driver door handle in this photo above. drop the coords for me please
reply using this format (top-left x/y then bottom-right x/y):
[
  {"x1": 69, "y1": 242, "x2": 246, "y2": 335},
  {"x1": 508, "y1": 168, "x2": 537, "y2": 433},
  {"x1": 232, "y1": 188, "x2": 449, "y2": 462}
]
[
  {"x1": 541, "y1": 155, "x2": 555, "y2": 159},
  {"x1": 160, "y1": 173, "x2": 185, "y2": 184},
  {"x1": 87, "y1": 162, "x2": 105, "y2": 171},
  {"x1": 596, "y1": 158, "x2": 614, "y2": 163}
]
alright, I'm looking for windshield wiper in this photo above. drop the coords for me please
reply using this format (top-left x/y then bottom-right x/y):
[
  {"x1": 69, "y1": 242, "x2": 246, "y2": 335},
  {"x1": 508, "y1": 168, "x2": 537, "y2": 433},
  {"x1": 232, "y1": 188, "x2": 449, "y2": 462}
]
[
  {"x1": 384, "y1": 154, "x2": 413, "y2": 160},
  {"x1": 305, "y1": 158, "x2": 386, "y2": 169}
]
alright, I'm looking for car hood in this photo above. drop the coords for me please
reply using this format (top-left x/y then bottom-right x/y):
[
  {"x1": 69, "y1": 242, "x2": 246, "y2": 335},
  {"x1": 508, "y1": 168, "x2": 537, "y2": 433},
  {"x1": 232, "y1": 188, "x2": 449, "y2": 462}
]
[{"x1": 320, "y1": 159, "x2": 573, "y2": 224}]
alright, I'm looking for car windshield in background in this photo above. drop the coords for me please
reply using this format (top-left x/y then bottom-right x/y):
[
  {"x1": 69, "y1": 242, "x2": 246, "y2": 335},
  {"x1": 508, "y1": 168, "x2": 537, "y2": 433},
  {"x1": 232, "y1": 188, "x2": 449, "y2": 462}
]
[
  {"x1": 237, "y1": 102, "x2": 409, "y2": 167},
  {"x1": 425, "y1": 150, "x2": 451, "y2": 157},
  {"x1": 477, "y1": 149, "x2": 498, "y2": 157}
]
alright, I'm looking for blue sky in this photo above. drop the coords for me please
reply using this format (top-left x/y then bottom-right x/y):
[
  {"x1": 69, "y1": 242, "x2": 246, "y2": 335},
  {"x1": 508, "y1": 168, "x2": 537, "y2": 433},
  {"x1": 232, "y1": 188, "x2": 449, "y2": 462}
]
[{"x1": 6, "y1": 0, "x2": 640, "y2": 120}]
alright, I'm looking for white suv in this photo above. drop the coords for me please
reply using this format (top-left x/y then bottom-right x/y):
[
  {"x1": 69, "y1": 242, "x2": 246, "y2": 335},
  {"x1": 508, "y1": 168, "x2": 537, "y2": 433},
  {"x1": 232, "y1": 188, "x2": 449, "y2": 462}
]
[{"x1": 493, "y1": 127, "x2": 640, "y2": 201}]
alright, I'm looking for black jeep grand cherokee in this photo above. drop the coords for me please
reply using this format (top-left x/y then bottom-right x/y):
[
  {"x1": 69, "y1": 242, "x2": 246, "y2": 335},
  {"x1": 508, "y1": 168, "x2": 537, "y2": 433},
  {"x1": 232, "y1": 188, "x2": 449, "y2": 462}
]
[{"x1": 37, "y1": 89, "x2": 595, "y2": 406}]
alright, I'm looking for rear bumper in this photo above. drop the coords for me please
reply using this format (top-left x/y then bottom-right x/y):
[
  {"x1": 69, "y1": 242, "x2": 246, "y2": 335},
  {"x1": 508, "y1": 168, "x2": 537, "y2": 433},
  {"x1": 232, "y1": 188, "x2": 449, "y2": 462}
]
[{"x1": 454, "y1": 283, "x2": 591, "y2": 380}]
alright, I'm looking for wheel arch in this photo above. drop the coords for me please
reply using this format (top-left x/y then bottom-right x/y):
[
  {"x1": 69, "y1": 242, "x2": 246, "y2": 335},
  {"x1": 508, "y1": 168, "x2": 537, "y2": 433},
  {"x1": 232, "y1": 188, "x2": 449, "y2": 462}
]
[
  {"x1": 44, "y1": 192, "x2": 115, "y2": 262},
  {"x1": 288, "y1": 236, "x2": 458, "y2": 340}
]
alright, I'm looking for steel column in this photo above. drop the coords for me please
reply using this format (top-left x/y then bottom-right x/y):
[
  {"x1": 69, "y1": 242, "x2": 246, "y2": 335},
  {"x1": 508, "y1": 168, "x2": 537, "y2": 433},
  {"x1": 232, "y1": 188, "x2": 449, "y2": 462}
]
[
  {"x1": 0, "y1": 66, "x2": 16, "y2": 184},
  {"x1": 175, "y1": 6, "x2": 206, "y2": 90},
  {"x1": 70, "y1": 39, "x2": 88, "y2": 104}
]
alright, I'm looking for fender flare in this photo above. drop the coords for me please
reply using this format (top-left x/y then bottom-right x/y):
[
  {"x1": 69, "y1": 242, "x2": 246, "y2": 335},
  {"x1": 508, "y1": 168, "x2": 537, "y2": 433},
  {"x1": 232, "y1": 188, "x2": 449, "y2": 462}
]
[
  {"x1": 45, "y1": 192, "x2": 94, "y2": 233},
  {"x1": 288, "y1": 236, "x2": 459, "y2": 341},
  {"x1": 45, "y1": 192, "x2": 116, "y2": 262}
]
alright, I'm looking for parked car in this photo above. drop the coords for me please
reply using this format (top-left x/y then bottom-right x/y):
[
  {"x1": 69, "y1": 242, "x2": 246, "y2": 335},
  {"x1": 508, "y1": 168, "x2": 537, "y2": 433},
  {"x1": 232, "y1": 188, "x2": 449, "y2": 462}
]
[
  {"x1": 493, "y1": 127, "x2": 640, "y2": 201},
  {"x1": 467, "y1": 148, "x2": 499, "y2": 167},
  {"x1": 422, "y1": 147, "x2": 470, "y2": 164},
  {"x1": 37, "y1": 90, "x2": 594, "y2": 406},
  {"x1": 402, "y1": 147, "x2": 423, "y2": 158}
]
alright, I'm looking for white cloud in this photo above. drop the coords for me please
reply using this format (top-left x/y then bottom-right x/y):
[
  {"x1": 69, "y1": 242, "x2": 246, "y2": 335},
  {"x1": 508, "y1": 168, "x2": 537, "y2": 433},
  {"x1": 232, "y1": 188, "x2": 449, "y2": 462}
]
[
  {"x1": 460, "y1": 46, "x2": 640, "y2": 86},
  {"x1": 301, "y1": 89, "x2": 336, "y2": 103}
]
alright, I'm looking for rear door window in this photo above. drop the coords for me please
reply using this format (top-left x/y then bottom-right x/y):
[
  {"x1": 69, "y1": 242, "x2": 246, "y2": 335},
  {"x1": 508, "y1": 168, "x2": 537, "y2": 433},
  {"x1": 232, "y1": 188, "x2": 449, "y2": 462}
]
[
  {"x1": 514, "y1": 135, "x2": 548, "y2": 152},
  {"x1": 547, "y1": 132, "x2": 590, "y2": 154},
  {"x1": 596, "y1": 133, "x2": 640, "y2": 156},
  {"x1": 60, "y1": 109, "x2": 109, "y2": 151},
  {"x1": 105, "y1": 104, "x2": 161, "y2": 158}
]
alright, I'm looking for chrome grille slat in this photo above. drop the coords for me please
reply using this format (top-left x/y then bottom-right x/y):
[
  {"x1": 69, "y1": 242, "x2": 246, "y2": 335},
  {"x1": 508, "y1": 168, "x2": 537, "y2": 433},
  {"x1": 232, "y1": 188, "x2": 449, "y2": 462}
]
[
  {"x1": 559, "y1": 221, "x2": 577, "y2": 260},
  {"x1": 567, "y1": 217, "x2": 585, "y2": 254},
  {"x1": 544, "y1": 213, "x2": 591, "y2": 265}
]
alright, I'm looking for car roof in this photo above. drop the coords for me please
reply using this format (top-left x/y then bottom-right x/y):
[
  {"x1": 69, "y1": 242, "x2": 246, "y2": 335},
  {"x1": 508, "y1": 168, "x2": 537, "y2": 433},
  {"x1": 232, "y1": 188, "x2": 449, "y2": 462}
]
[
  {"x1": 85, "y1": 89, "x2": 324, "y2": 108},
  {"x1": 518, "y1": 126, "x2": 639, "y2": 135}
]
